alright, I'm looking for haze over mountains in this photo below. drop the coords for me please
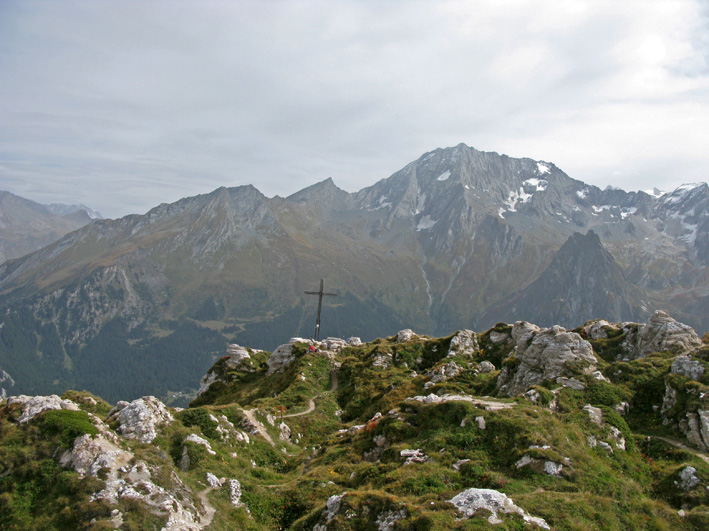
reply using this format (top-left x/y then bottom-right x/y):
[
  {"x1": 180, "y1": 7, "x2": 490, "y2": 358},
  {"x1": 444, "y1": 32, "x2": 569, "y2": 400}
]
[
  {"x1": 0, "y1": 190, "x2": 101, "y2": 264},
  {"x1": 0, "y1": 143, "x2": 707, "y2": 402}
]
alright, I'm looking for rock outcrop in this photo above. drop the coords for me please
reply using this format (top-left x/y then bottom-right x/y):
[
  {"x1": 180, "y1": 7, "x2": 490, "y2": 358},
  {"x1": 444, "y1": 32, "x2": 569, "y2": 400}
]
[
  {"x1": 496, "y1": 323, "x2": 597, "y2": 397},
  {"x1": 7, "y1": 394, "x2": 80, "y2": 424},
  {"x1": 621, "y1": 311, "x2": 702, "y2": 360},
  {"x1": 447, "y1": 329, "x2": 479, "y2": 357},
  {"x1": 448, "y1": 488, "x2": 550, "y2": 528},
  {"x1": 109, "y1": 396, "x2": 173, "y2": 444},
  {"x1": 267, "y1": 337, "x2": 306, "y2": 375}
]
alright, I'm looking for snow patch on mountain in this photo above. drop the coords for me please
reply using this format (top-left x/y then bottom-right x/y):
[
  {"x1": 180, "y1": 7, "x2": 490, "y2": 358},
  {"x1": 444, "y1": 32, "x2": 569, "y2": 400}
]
[
  {"x1": 621, "y1": 207, "x2": 637, "y2": 220},
  {"x1": 437, "y1": 170, "x2": 451, "y2": 182},
  {"x1": 537, "y1": 162, "x2": 550, "y2": 174},
  {"x1": 416, "y1": 215, "x2": 437, "y2": 231},
  {"x1": 502, "y1": 187, "x2": 533, "y2": 213},
  {"x1": 577, "y1": 188, "x2": 589, "y2": 199},
  {"x1": 524, "y1": 178, "x2": 548, "y2": 191}
]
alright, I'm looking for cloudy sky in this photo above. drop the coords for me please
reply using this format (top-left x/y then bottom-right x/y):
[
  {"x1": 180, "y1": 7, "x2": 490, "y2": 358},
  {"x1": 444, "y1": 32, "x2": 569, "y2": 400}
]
[{"x1": 1, "y1": 0, "x2": 708, "y2": 219}]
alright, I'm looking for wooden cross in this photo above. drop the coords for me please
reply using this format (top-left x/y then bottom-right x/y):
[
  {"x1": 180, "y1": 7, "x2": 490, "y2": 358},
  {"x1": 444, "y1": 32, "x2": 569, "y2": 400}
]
[
  {"x1": 275, "y1": 405, "x2": 286, "y2": 421},
  {"x1": 304, "y1": 279, "x2": 337, "y2": 341}
]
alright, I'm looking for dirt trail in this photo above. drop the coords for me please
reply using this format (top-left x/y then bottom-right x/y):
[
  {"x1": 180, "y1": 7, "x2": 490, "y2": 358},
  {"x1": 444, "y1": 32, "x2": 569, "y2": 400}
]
[
  {"x1": 653, "y1": 436, "x2": 709, "y2": 465},
  {"x1": 196, "y1": 487, "x2": 216, "y2": 529},
  {"x1": 283, "y1": 370, "x2": 339, "y2": 419},
  {"x1": 243, "y1": 369, "x2": 339, "y2": 442},
  {"x1": 242, "y1": 408, "x2": 275, "y2": 447}
]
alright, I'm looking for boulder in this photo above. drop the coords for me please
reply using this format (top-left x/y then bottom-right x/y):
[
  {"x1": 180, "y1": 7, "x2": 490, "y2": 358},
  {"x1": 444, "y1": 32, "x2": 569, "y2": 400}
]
[
  {"x1": 671, "y1": 356, "x2": 705, "y2": 381},
  {"x1": 621, "y1": 311, "x2": 702, "y2": 359},
  {"x1": 397, "y1": 329, "x2": 418, "y2": 342},
  {"x1": 496, "y1": 325, "x2": 597, "y2": 397},
  {"x1": 448, "y1": 488, "x2": 549, "y2": 528},
  {"x1": 112, "y1": 396, "x2": 173, "y2": 444},
  {"x1": 479, "y1": 361, "x2": 496, "y2": 373},
  {"x1": 427, "y1": 361, "x2": 462, "y2": 384},
  {"x1": 676, "y1": 466, "x2": 700, "y2": 491},
  {"x1": 447, "y1": 330, "x2": 479, "y2": 357},
  {"x1": 321, "y1": 337, "x2": 347, "y2": 351}
]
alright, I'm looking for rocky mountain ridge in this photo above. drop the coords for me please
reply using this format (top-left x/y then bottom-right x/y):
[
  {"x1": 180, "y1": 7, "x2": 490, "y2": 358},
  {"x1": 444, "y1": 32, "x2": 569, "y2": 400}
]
[
  {"x1": 0, "y1": 144, "x2": 707, "y2": 402},
  {"x1": 1, "y1": 311, "x2": 708, "y2": 529},
  {"x1": 0, "y1": 190, "x2": 101, "y2": 264}
]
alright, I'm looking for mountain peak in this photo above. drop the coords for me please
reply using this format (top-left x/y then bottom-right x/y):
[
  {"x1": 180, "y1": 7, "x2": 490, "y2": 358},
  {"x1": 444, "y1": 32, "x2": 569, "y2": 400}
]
[{"x1": 286, "y1": 177, "x2": 348, "y2": 203}]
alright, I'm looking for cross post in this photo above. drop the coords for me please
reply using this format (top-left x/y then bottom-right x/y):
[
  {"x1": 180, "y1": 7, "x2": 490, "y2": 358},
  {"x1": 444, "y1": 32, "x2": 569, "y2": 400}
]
[{"x1": 304, "y1": 279, "x2": 337, "y2": 341}]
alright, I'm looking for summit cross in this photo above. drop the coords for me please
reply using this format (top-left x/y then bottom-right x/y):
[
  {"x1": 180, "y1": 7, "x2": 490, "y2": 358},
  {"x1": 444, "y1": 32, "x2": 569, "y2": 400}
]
[{"x1": 304, "y1": 279, "x2": 337, "y2": 341}]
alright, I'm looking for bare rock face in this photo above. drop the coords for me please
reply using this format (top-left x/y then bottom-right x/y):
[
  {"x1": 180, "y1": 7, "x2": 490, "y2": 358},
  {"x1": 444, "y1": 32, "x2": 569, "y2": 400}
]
[
  {"x1": 448, "y1": 488, "x2": 549, "y2": 528},
  {"x1": 671, "y1": 355, "x2": 706, "y2": 381},
  {"x1": 621, "y1": 311, "x2": 702, "y2": 360},
  {"x1": 267, "y1": 338, "x2": 306, "y2": 375},
  {"x1": 111, "y1": 396, "x2": 173, "y2": 444},
  {"x1": 224, "y1": 344, "x2": 251, "y2": 368},
  {"x1": 8, "y1": 394, "x2": 79, "y2": 424},
  {"x1": 496, "y1": 324, "x2": 597, "y2": 397},
  {"x1": 680, "y1": 410, "x2": 709, "y2": 451}
]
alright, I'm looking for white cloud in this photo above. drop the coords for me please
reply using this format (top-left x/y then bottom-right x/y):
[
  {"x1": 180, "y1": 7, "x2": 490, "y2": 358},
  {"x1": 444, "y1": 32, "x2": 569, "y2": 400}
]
[{"x1": 0, "y1": 0, "x2": 707, "y2": 218}]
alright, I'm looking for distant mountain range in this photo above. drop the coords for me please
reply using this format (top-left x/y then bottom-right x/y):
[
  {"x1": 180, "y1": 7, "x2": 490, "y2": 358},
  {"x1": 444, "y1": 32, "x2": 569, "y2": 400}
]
[
  {"x1": 0, "y1": 190, "x2": 101, "y2": 264},
  {"x1": 0, "y1": 143, "x2": 707, "y2": 402}
]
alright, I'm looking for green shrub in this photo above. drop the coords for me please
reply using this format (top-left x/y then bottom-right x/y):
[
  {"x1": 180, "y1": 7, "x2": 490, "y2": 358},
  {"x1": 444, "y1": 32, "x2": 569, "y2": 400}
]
[
  {"x1": 585, "y1": 381, "x2": 629, "y2": 407},
  {"x1": 176, "y1": 407, "x2": 220, "y2": 439},
  {"x1": 38, "y1": 409, "x2": 98, "y2": 447}
]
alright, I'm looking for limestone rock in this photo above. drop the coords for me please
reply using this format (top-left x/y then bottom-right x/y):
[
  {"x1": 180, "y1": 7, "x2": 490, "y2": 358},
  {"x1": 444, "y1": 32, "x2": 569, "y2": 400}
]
[
  {"x1": 375, "y1": 508, "x2": 407, "y2": 530},
  {"x1": 225, "y1": 344, "x2": 251, "y2": 368},
  {"x1": 427, "y1": 361, "x2": 461, "y2": 384},
  {"x1": 400, "y1": 448, "x2": 428, "y2": 465},
  {"x1": 59, "y1": 433, "x2": 132, "y2": 478},
  {"x1": 279, "y1": 422, "x2": 291, "y2": 441},
  {"x1": 267, "y1": 338, "x2": 306, "y2": 374},
  {"x1": 671, "y1": 355, "x2": 705, "y2": 381},
  {"x1": 621, "y1": 311, "x2": 702, "y2": 359},
  {"x1": 313, "y1": 493, "x2": 345, "y2": 529},
  {"x1": 448, "y1": 330, "x2": 479, "y2": 357},
  {"x1": 184, "y1": 434, "x2": 216, "y2": 455},
  {"x1": 206, "y1": 472, "x2": 222, "y2": 488},
  {"x1": 347, "y1": 337, "x2": 362, "y2": 346},
  {"x1": 676, "y1": 466, "x2": 700, "y2": 491},
  {"x1": 372, "y1": 351, "x2": 393, "y2": 368},
  {"x1": 448, "y1": 488, "x2": 550, "y2": 528},
  {"x1": 583, "y1": 405, "x2": 604, "y2": 426},
  {"x1": 496, "y1": 324, "x2": 597, "y2": 397},
  {"x1": 321, "y1": 337, "x2": 347, "y2": 351},
  {"x1": 112, "y1": 396, "x2": 173, "y2": 444},
  {"x1": 8, "y1": 394, "x2": 79, "y2": 424},
  {"x1": 479, "y1": 361, "x2": 496, "y2": 373},
  {"x1": 397, "y1": 329, "x2": 418, "y2": 342},
  {"x1": 680, "y1": 410, "x2": 709, "y2": 450},
  {"x1": 584, "y1": 320, "x2": 619, "y2": 340},
  {"x1": 515, "y1": 455, "x2": 563, "y2": 476}
]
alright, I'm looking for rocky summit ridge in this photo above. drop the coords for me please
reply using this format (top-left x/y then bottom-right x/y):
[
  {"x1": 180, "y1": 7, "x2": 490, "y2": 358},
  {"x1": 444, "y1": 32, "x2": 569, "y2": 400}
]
[
  {"x1": 1, "y1": 311, "x2": 709, "y2": 529},
  {"x1": 0, "y1": 143, "x2": 707, "y2": 403}
]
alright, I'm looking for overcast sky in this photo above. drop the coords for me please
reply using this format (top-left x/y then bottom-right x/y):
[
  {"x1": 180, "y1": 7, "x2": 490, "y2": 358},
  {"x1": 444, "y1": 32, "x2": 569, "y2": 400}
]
[{"x1": 1, "y1": 0, "x2": 708, "y2": 219}]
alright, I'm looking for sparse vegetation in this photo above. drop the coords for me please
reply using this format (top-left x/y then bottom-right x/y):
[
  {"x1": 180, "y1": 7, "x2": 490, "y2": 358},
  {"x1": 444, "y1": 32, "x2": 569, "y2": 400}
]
[{"x1": 1, "y1": 323, "x2": 708, "y2": 529}]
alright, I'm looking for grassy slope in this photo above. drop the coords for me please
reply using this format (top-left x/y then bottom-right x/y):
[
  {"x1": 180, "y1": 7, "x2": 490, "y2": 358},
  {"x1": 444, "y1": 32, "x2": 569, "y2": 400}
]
[{"x1": 1, "y1": 328, "x2": 709, "y2": 529}]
